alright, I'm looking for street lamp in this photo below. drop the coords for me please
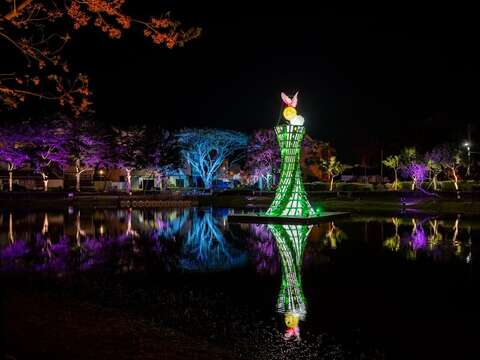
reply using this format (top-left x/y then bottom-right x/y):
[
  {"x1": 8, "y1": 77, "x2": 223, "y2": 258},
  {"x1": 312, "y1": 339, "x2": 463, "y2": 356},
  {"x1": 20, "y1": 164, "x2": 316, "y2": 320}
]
[{"x1": 463, "y1": 142, "x2": 471, "y2": 177}]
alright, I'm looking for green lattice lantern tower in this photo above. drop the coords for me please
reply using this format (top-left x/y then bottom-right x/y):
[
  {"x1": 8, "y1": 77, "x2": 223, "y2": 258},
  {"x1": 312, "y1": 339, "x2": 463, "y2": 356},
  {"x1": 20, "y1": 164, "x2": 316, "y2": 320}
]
[{"x1": 266, "y1": 124, "x2": 316, "y2": 217}]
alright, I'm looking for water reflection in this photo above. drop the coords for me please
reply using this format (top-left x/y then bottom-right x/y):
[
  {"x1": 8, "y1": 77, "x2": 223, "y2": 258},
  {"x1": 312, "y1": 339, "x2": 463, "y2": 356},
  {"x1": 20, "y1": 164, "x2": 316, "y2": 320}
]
[
  {"x1": 180, "y1": 209, "x2": 247, "y2": 271},
  {"x1": 382, "y1": 216, "x2": 470, "y2": 261},
  {"x1": 1, "y1": 211, "x2": 473, "y2": 274},
  {"x1": 0, "y1": 208, "x2": 246, "y2": 274},
  {"x1": 269, "y1": 224, "x2": 312, "y2": 341}
]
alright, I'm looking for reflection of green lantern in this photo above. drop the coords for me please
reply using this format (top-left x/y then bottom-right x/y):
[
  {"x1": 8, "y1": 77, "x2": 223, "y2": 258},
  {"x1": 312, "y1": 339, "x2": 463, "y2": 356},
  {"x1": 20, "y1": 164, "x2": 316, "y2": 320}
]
[
  {"x1": 269, "y1": 224, "x2": 312, "y2": 338},
  {"x1": 267, "y1": 125, "x2": 315, "y2": 217}
]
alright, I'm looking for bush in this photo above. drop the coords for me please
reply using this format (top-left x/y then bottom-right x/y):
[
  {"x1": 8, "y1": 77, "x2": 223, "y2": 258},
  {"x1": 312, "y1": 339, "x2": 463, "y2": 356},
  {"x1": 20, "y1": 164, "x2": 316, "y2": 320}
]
[
  {"x1": 304, "y1": 181, "x2": 330, "y2": 191},
  {"x1": 438, "y1": 180, "x2": 457, "y2": 191},
  {"x1": 439, "y1": 180, "x2": 477, "y2": 191},
  {"x1": 335, "y1": 182, "x2": 374, "y2": 192},
  {"x1": 397, "y1": 181, "x2": 413, "y2": 190}
]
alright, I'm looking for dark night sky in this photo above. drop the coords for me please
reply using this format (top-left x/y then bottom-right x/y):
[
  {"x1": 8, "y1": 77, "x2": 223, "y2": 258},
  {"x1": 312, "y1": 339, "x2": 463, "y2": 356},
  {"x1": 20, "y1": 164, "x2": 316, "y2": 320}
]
[{"x1": 23, "y1": 4, "x2": 480, "y2": 163}]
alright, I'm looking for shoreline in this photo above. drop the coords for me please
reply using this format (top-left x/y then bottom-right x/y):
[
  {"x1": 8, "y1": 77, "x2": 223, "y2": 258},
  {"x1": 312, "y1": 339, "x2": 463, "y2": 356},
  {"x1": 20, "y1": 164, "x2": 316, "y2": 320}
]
[{"x1": 0, "y1": 191, "x2": 479, "y2": 216}]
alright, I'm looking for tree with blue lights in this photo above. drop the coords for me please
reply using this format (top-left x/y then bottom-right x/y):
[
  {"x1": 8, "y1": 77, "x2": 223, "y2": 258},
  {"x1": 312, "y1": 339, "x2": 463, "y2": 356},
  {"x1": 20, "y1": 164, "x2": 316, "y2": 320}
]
[{"x1": 176, "y1": 129, "x2": 247, "y2": 189}]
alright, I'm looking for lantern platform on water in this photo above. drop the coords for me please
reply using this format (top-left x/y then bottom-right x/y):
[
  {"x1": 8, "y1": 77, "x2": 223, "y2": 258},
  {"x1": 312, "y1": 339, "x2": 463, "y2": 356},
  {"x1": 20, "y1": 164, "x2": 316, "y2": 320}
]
[{"x1": 227, "y1": 211, "x2": 350, "y2": 225}]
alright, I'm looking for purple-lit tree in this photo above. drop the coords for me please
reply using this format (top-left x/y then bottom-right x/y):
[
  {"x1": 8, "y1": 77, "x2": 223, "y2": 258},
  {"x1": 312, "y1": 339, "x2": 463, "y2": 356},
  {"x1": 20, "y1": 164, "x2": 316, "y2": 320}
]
[
  {"x1": 30, "y1": 121, "x2": 70, "y2": 191},
  {"x1": 112, "y1": 126, "x2": 146, "y2": 193},
  {"x1": 403, "y1": 162, "x2": 428, "y2": 190},
  {"x1": 0, "y1": 123, "x2": 30, "y2": 191},
  {"x1": 176, "y1": 129, "x2": 248, "y2": 189},
  {"x1": 60, "y1": 117, "x2": 109, "y2": 191},
  {"x1": 246, "y1": 129, "x2": 280, "y2": 190}
]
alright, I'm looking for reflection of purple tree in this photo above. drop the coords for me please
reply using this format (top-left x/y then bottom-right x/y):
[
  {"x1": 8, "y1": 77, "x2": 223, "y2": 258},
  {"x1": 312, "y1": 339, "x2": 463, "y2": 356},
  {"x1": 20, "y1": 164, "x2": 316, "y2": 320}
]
[
  {"x1": 0, "y1": 123, "x2": 31, "y2": 191},
  {"x1": 411, "y1": 219, "x2": 427, "y2": 251},
  {"x1": 0, "y1": 240, "x2": 29, "y2": 270},
  {"x1": 246, "y1": 224, "x2": 279, "y2": 275},
  {"x1": 33, "y1": 234, "x2": 70, "y2": 273}
]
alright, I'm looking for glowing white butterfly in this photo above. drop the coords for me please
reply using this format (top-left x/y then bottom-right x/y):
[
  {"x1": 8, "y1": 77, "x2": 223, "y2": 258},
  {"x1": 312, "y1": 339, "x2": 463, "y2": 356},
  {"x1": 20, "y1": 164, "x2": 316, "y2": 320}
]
[{"x1": 281, "y1": 91, "x2": 299, "y2": 108}]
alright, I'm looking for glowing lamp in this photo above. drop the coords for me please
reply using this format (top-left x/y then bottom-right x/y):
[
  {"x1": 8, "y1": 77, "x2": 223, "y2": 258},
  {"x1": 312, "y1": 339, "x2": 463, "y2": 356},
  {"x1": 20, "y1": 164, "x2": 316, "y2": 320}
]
[{"x1": 283, "y1": 106, "x2": 297, "y2": 121}]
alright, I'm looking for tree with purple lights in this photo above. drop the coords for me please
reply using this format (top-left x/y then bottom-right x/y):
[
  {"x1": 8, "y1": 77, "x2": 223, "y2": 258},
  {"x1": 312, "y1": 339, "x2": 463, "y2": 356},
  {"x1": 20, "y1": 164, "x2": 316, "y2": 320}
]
[
  {"x1": 246, "y1": 129, "x2": 280, "y2": 190},
  {"x1": 0, "y1": 122, "x2": 30, "y2": 191},
  {"x1": 30, "y1": 121, "x2": 70, "y2": 191},
  {"x1": 403, "y1": 161, "x2": 428, "y2": 190},
  {"x1": 176, "y1": 129, "x2": 247, "y2": 189},
  {"x1": 61, "y1": 117, "x2": 109, "y2": 191},
  {"x1": 112, "y1": 126, "x2": 146, "y2": 193}
]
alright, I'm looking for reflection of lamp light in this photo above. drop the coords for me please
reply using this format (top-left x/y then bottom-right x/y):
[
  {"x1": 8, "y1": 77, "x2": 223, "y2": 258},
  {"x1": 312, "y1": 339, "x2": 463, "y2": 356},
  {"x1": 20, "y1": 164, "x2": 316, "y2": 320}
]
[
  {"x1": 284, "y1": 313, "x2": 300, "y2": 340},
  {"x1": 283, "y1": 106, "x2": 297, "y2": 121},
  {"x1": 284, "y1": 312, "x2": 299, "y2": 328}
]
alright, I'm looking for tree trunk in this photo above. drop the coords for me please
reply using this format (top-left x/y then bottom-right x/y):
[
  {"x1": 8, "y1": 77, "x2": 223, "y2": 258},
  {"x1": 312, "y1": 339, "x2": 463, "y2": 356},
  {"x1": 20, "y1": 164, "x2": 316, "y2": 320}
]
[
  {"x1": 8, "y1": 170, "x2": 13, "y2": 192},
  {"x1": 125, "y1": 168, "x2": 132, "y2": 193},
  {"x1": 41, "y1": 173, "x2": 49, "y2": 192},
  {"x1": 329, "y1": 176, "x2": 334, "y2": 191},
  {"x1": 452, "y1": 169, "x2": 460, "y2": 199},
  {"x1": 76, "y1": 172, "x2": 81, "y2": 192},
  {"x1": 452, "y1": 171, "x2": 459, "y2": 191},
  {"x1": 258, "y1": 176, "x2": 263, "y2": 191},
  {"x1": 8, "y1": 212, "x2": 14, "y2": 243},
  {"x1": 411, "y1": 178, "x2": 416, "y2": 190},
  {"x1": 42, "y1": 213, "x2": 49, "y2": 234},
  {"x1": 203, "y1": 177, "x2": 212, "y2": 190},
  {"x1": 393, "y1": 169, "x2": 398, "y2": 190}
]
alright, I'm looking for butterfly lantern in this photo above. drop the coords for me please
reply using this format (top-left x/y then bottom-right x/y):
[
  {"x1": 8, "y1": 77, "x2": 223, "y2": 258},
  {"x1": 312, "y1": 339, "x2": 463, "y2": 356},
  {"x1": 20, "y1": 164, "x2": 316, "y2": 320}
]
[{"x1": 281, "y1": 91, "x2": 305, "y2": 126}]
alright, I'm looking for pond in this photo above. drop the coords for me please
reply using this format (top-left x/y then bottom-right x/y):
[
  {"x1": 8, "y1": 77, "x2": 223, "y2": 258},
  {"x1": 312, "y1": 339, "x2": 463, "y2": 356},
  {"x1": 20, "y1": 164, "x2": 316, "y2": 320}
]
[{"x1": 1, "y1": 207, "x2": 478, "y2": 359}]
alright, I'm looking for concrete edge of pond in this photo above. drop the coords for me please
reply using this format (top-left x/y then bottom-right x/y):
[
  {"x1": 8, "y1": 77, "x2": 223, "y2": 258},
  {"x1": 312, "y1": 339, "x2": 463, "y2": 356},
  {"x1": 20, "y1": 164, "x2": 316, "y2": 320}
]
[{"x1": 227, "y1": 212, "x2": 350, "y2": 224}]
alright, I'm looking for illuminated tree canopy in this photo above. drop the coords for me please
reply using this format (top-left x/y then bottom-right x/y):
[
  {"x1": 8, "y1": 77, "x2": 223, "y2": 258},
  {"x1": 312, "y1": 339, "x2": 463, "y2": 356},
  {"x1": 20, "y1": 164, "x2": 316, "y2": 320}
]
[
  {"x1": 176, "y1": 128, "x2": 248, "y2": 189},
  {"x1": 0, "y1": 0, "x2": 200, "y2": 114},
  {"x1": 246, "y1": 129, "x2": 280, "y2": 191}
]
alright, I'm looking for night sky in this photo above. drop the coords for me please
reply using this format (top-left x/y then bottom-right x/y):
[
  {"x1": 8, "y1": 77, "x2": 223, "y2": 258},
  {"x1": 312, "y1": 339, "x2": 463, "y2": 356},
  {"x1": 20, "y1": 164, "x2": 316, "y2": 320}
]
[{"x1": 26, "y1": 4, "x2": 480, "y2": 163}]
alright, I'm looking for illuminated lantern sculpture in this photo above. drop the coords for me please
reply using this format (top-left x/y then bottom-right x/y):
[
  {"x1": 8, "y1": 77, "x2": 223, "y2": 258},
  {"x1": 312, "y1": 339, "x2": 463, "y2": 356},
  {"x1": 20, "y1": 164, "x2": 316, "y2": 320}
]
[
  {"x1": 266, "y1": 92, "x2": 316, "y2": 217},
  {"x1": 269, "y1": 223, "x2": 312, "y2": 340}
]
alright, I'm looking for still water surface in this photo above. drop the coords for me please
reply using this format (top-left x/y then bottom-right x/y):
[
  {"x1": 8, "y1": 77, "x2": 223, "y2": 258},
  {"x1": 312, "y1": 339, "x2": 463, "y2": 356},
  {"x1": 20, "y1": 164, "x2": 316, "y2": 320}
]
[{"x1": 1, "y1": 207, "x2": 478, "y2": 359}]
